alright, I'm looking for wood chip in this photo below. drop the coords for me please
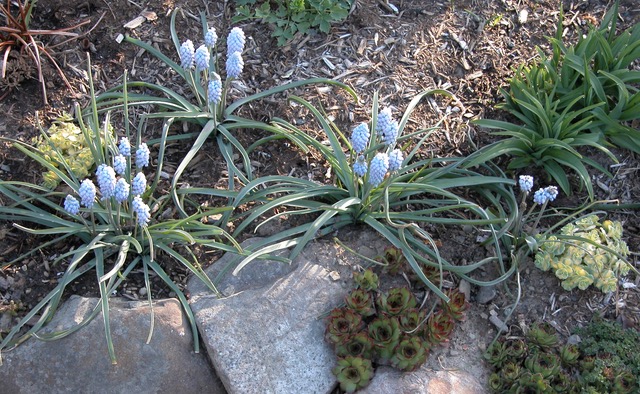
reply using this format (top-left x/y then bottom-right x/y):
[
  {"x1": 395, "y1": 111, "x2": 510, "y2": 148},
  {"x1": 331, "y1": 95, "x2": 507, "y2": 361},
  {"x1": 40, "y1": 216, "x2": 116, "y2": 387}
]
[{"x1": 123, "y1": 16, "x2": 146, "y2": 29}]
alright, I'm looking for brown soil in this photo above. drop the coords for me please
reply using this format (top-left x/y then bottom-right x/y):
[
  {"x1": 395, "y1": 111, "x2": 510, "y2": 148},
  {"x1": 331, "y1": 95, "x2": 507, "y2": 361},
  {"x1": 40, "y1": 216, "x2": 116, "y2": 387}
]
[{"x1": 1, "y1": 0, "x2": 639, "y2": 389}]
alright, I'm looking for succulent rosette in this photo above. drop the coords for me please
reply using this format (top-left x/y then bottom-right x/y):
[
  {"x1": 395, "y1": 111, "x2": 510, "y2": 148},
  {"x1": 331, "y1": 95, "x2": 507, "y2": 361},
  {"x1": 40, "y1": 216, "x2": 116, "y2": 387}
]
[
  {"x1": 381, "y1": 246, "x2": 406, "y2": 275},
  {"x1": 424, "y1": 310, "x2": 455, "y2": 346},
  {"x1": 559, "y1": 344, "x2": 580, "y2": 366},
  {"x1": 390, "y1": 335, "x2": 428, "y2": 371},
  {"x1": 335, "y1": 331, "x2": 374, "y2": 359},
  {"x1": 505, "y1": 338, "x2": 528, "y2": 361},
  {"x1": 517, "y1": 371, "x2": 552, "y2": 392},
  {"x1": 442, "y1": 289, "x2": 469, "y2": 321},
  {"x1": 352, "y1": 268, "x2": 379, "y2": 292},
  {"x1": 526, "y1": 322, "x2": 558, "y2": 350},
  {"x1": 488, "y1": 372, "x2": 503, "y2": 391},
  {"x1": 345, "y1": 289, "x2": 375, "y2": 317},
  {"x1": 613, "y1": 371, "x2": 637, "y2": 394},
  {"x1": 524, "y1": 352, "x2": 560, "y2": 379},
  {"x1": 325, "y1": 307, "x2": 364, "y2": 345},
  {"x1": 501, "y1": 362, "x2": 522, "y2": 386},
  {"x1": 398, "y1": 308, "x2": 427, "y2": 334},
  {"x1": 484, "y1": 340, "x2": 508, "y2": 369},
  {"x1": 376, "y1": 287, "x2": 417, "y2": 316},
  {"x1": 332, "y1": 356, "x2": 373, "y2": 393},
  {"x1": 368, "y1": 316, "x2": 401, "y2": 363}
]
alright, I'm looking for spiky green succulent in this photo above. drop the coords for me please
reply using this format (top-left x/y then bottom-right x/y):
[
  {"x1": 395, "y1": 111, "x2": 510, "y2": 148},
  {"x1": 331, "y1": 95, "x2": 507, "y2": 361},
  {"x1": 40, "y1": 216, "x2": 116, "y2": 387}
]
[
  {"x1": 325, "y1": 307, "x2": 364, "y2": 345},
  {"x1": 398, "y1": 308, "x2": 426, "y2": 334},
  {"x1": 332, "y1": 356, "x2": 374, "y2": 393},
  {"x1": 390, "y1": 335, "x2": 428, "y2": 371},
  {"x1": 559, "y1": 344, "x2": 580, "y2": 367},
  {"x1": 353, "y1": 268, "x2": 379, "y2": 292},
  {"x1": 345, "y1": 289, "x2": 375, "y2": 317},
  {"x1": 442, "y1": 288, "x2": 469, "y2": 321},
  {"x1": 424, "y1": 310, "x2": 455, "y2": 346},
  {"x1": 517, "y1": 371, "x2": 552, "y2": 392},
  {"x1": 524, "y1": 352, "x2": 560, "y2": 379},
  {"x1": 505, "y1": 338, "x2": 528, "y2": 361},
  {"x1": 368, "y1": 316, "x2": 401, "y2": 363},
  {"x1": 526, "y1": 322, "x2": 558, "y2": 350},
  {"x1": 380, "y1": 246, "x2": 405, "y2": 275},
  {"x1": 501, "y1": 362, "x2": 522, "y2": 386},
  {"x1": 488, "y1": 372, "x2": 503, "y2": 391},
  {"x1": 335, "y1": 331, "x2": 374, "y2": 359},
  {"x1": 376, "y1": 287, "x2": 417, "y2": 316},
  {"x1": 484, "y1": 340, "x2": 508, "y2": 369}
]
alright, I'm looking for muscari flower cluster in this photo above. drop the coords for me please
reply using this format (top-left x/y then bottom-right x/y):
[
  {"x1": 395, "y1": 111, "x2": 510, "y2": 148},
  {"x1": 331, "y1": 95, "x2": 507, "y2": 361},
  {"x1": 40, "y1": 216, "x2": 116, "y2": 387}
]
[
  {"x1": 63, "y1": 137, "x2": 151, "y2": 228},
  {"x1": 349, "y1": 108, "x2": 404, "y2": 187},
  {"x1": 178, "y1": 25, "x2": 246, "y2": 105},
  {"x1": 518, "y1": 175, "x2": 558, "y2": 205}
]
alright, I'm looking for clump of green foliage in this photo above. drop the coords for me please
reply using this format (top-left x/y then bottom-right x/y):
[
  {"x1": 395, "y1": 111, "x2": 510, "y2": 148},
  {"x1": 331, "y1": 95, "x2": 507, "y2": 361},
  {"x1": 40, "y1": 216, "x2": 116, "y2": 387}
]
[
  {"x1": 468, "y1": 1, "x2": 640, "y2": 198},
  {"x1": 36, "y1": 114, "x2": 102, "y2": 189},
  {"x1": 326, "y1": 248, "x2": 468, "y2": 392},
  {"x1": 233, "y1": 0, "x2": 353, "y2": 46},
  {"x1": 486, "y1": 318, "x2": 640, "y2": 393},
  {"x1": 575, "y1": 316, "x2": 640, "y2": 393},
  {"x1": 535, "y1": 215, "x2": 630, "y2": 293}
]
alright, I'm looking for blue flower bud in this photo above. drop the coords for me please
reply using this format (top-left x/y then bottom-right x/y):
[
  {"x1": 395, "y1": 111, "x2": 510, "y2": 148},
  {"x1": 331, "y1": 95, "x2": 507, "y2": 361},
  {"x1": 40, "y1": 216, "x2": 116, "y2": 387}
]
[
  {"x1": 208, "y1": 73, "x2": 222, "y2": 104},
  {"x1": 64, "y1": 194, "x2": 80, "y2": 215},
  {"x1": 179, "y1": 40, "x2": 195, "y2": 69},
  {"x1": 388, "y1": 149, "x2": 403, "y2": 172},
  {"x1": 226, "y1": 51, "x2": 244, "y2": 79},
  {"x1": 376, "y1": 108, "x2": 393, "y2": 137},
  {"x1": 132, "y1": 196, "x2": 151, "y2": 227},
  {"x1": 518, "y1": 175, "x2": 534, "y2": 193},
  {"x1": 382, "y1": 120, "x2": 399, "y2": 145},
  {"x1": 114, "y1": 178, "x2": 130, "y2": 204},
  {"x1": 353, "y1": 155, "x2": 368, "y2": 177},
  {"x1": 227, "y1": 27, "x2": 246, "y2": 54},
  {"x1": 118, "y1": 137, "x2": 131, "y2": 157},
  {"x1": 131, "y1": 172, "x2": 147, "y2": 196},
  {"x1": 113, "y1": 154, "x2": 127, "y2": 175},
  {"x1": 195, "y1": 45, "x2": 210, "y2": 71},
  {"x1": 350, "y1": 123, "x2": 370, "y2": 153},
  {"x1": 533, "y1": 188, "x2": 547, "y2": 205},
  {"x1": 544, "y1": 186, "x2": 558, "y2": 202},
  {"x1": 78, "y1": 179, "x2": 96, "y2": 208},
  {"x1": 96, "y1": 164, "x2": 116, "y2": 199},
  {"x1": 204, "y1": 27, "x2": 218, "y2": 48},
  {"x1": 368, "y1": 152, "x2": 389, "y2": 187},
  {"x1": 135, "y1": 143, "x2": 150, "y2": 169}
]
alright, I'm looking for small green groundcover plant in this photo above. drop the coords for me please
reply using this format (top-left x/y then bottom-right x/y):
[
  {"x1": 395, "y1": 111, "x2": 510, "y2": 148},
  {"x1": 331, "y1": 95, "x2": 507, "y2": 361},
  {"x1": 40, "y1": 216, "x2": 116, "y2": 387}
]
[
  {"x1": 0, "y1": 63, "x2": 240, "y2": 365},
  {"x1": 485, "y1": 317, "x2": 640, "y2": 393},
  {"x1": 535, "y1": 215, "x2": 631, "y2": 293},
  {"x1": 233, "y1": 0, "x2": 354, "y2": 46},
  {"x1": 326, "y1": 248, "x2": 469, "y2": 392},
  {"x1": 468, "y1": 1, "x2": 640, "y2": 198}
]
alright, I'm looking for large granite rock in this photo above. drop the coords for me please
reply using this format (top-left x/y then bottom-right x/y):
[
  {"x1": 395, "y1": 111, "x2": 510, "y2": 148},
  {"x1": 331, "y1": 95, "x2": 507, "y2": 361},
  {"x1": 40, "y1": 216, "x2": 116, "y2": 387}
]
[
  {"x1": 0, "y1": 296, "x2": 225, "y2": 394},
  {"x1": 361, "y1": 366, "x2": 486, "y2": 394}
]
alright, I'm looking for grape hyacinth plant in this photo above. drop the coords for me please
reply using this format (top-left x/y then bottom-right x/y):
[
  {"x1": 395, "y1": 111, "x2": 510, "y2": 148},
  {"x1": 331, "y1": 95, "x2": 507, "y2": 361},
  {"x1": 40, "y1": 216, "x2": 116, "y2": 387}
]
[
  {"x1": 0, "y1": 65, "x2": 241, "y2": 364},
  {"x1": 93, "y1": 8, "x2": 355, "y2": 221},
  {"x1": 227, "y1": 90, "x2": 518, "y2": 300}
]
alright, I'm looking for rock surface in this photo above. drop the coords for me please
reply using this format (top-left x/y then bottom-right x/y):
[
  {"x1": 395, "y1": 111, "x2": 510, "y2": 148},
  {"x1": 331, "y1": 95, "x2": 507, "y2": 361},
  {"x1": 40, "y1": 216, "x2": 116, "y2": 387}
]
[
  {"x1": 0, "y1": 296, "x2": 225, "y2": 394},
  {"x1": 362, "y1": 366, "x2": 485, "y2": 394}
]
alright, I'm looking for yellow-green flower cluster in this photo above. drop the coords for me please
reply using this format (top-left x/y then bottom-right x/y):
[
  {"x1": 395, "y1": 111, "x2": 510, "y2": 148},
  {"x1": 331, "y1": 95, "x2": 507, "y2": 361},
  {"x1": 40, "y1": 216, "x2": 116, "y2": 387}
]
[
  {"x1": 534, "y1": 215, "x2": 630, "y2": 293},
  {"x1": 36, "y1": 118, "x2": 100, "y2": 189}
]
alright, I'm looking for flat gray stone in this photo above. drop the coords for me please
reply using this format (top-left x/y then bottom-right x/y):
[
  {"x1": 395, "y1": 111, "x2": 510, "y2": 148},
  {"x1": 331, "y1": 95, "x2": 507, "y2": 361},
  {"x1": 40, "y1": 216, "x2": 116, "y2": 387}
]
[
  {"x1": 190, "y1": 260, "x2": 347, "y2": 394},
  {"x1": 361, "y1": 366, "x2": 487, "y2": 394},
  {"x1": 0, "y1": 296, "x2": 225, "y2": 394}
]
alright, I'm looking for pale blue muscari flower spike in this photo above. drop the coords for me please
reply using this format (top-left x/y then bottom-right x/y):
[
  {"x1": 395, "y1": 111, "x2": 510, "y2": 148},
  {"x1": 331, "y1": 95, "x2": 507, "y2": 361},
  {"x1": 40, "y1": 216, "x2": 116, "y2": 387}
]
[
  {"x1": 382, "y1": 120, "x2": 399, "y2": 145},
  {"x1": 195, "y1": 44, "x2": 210, "y2": 71},
  {"x1": 204, "y1": 26, "x2": 218, "y2": 48},
  {"x1": 132, "y1": 196, "x2": 151, "y2": 227},
  {"x1": 518, "y1": 175, "x2": 534, "y2": 193},
  {"x1": 368, "y1": 152, "x2": 389, "y2": 187},
  {"x1": 350, "y1": 123, "x2": 370, "y2": 153},
  {"x1": 64, "y1": 195, "x2": 80, "y2": 215},
  {"x1": 226, "y1": 52, "x2": 244, "y2": 79},
  {"x1": 96, "y1": 164, "x2": 117, "y2": 199},
  {"x1": 135, "y1": 143, "x2": 150, "y2": 168},
  {"x1": 179, "y1": 40, "x2": 195, "y2": 69},
  {"x1": 388, "y1": 149, "x2": 403, "y2": 172},
  {"x1": 113, "y1": 154, "x2": 127, "y2": 176},
  {"x1": 227, "y1": 27, "x2": 246, "y2": 54},
  {"x1": 544, "y1": 186, "x2": 558, "y2": 202},
  {"x1": 114, "y1": 178, "x2": 130, "y2": 204},
  {"x1": 78, "y1": 179, "x2": 96, "y2": 208},
  {"x1": 118, "y1": 137, "x2": 131, "y2": 157},
  {"x1": 376, "y1": 108, "x2": 393, "y2": 136},
  {"x1": 533, "y1": 188, "x2": 547, "y2": 205},
  {"x1": 208, "y1": 73, "x2": 222, "y2": 104},
  {"x1": 131, "y1": 172, "x2": 147, "y2": 196},
  {"x1": 353, "y1": 155, "x2": 368, "y2": 177}
]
